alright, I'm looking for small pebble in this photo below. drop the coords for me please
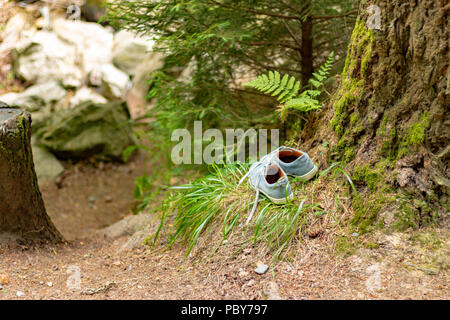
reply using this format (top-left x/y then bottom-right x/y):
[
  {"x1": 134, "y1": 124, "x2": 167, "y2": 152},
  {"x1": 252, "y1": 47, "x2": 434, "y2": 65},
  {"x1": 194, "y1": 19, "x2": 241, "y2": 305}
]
[
  {"x1": 88, "y1": 196, "x2": 96, "y2": 203},
  {"x1": 352, "y1": 232, "x2": 359, "y2": 237},
  {"x1": 254, "y1": 263, "x2": 269, "y2": 275},
  {"x1": 16, "y1": 291, "x2": 25, "y2": 297}
]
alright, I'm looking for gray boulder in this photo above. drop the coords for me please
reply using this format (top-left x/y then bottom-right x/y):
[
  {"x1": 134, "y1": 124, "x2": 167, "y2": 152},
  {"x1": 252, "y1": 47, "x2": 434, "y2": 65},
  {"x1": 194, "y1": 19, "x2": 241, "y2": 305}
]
[
  {"x1": 13, "y1": 30, "x2": 83, "y2": 88},
  {"x1": 98, "y1": 64, "x2": 131, "y2": 100},
  {"x1": 99, "y1": 213, "x2": 160, "y2": 253},
  {"x1": 67, "y1": 87, "x2": 108, "y2": 110},
  {"x1": 34, "y1": 101, "x2": 136, "y2": 161},
  {"x1": 31, "y1": 138, "x2": 64, "y2": 181},
  {"x1": 112, "y1": 30, "x2": 164, "y2": 76},
  {"x1": 0, "y1": 82, "x2": 66, "y2": 112},
  {"x1": 53, "y1": 18, "x2": 114, "y2": 76}
]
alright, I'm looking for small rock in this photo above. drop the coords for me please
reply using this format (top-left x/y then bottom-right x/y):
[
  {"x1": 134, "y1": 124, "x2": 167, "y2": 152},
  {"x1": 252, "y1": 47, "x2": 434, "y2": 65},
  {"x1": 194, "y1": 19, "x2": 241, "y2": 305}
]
[
  {"x1": 352, "y1": 232, "x2": 359, "y2": 237},
  {"x1": 105, "y1": 196, "x2": 113, "y2": 203},
  {"x1": 254, "y1": 262, "x2": 269, "y2": 275},
  {"x1": 47, "y1": 282, "x2": 53, "y2": 287},
  {"x1": 81, "y1": 288, "x2": 95, "y2": 295},
  {"x1": 0, "y1": 285, "x2": 3, "y2": 290},
  {"x1": 0, "y1": 274, "x2": 10, "y2": 285},
  {"x1": 88, "y1": 196, "x2": 96, "y2": 204},
  {"x1": 113, "y1": 260, "x2": 121, "y2": 266},
  {"x1": 16, "y1": 291, "x2": 25, "y2": 297}
]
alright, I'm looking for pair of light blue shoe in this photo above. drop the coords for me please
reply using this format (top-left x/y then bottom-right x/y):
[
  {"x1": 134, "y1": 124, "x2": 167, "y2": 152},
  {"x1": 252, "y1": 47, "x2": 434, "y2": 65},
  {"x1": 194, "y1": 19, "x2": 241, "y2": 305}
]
[{"x1": 239, "y1": 146, "x2": 318, "y2": 224}]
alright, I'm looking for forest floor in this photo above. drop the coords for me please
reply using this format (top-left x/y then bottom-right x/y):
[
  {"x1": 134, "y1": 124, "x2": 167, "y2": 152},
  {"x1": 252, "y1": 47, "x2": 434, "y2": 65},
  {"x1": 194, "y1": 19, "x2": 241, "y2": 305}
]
[{"x1": 0, "y1": 153, "x2": 448, "y2": 300}]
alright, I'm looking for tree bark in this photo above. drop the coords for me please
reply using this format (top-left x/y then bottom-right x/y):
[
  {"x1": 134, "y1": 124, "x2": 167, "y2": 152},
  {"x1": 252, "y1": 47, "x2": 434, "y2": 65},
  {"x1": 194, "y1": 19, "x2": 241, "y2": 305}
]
[
  {"x1": 0, "y1": 102, "x2": 63, "y2": 244},
  {"x1": 319, "y1": 0, "x2": 449, "y2": 229},
  {"x1": 301, "y1": 15, "x2": 313, "y2": 86}
]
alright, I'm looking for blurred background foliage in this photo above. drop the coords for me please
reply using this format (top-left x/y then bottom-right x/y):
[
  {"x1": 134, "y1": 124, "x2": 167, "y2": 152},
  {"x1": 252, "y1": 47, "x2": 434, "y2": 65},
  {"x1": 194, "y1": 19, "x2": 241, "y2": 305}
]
[{"x1": 106, "y1": 0, "x2": 358, "y2": 135}]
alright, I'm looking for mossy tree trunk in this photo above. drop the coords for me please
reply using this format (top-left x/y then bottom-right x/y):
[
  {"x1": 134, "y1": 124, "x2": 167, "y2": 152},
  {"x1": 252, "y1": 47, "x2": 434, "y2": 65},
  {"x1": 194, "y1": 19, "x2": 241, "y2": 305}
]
[
  {"x1": 0, "y1": 102, "x2": 63, "y2": 244},
  {"x1": 328, "y1": 0, "x2": 449, "y2": 230}
]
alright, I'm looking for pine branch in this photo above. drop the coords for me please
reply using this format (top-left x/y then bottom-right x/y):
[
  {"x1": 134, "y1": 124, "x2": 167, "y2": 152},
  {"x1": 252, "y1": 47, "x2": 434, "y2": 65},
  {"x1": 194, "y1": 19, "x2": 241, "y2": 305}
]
[
  {"x1": 209, "y1": 0, "x2": 302, "y2": 20},
  {"x1": 312, "y1": 10, "x2": 358, "y2": 22},
  {"x1": 249, "y1": 41, "x2": 302, "y2": 51}
]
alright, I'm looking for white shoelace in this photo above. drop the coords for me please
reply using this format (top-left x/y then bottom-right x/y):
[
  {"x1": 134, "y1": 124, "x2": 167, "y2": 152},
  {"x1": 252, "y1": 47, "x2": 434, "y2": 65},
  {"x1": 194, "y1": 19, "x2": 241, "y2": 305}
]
[
  {"x1": 237, "y1": 147, "x2": 290, "y2": 225},
  {"x1": 237, "y1": 146, "x2": 284, "y2": 187},
  {"x1": 243, "y1": 163, "x2": 268, "y2": 225}
]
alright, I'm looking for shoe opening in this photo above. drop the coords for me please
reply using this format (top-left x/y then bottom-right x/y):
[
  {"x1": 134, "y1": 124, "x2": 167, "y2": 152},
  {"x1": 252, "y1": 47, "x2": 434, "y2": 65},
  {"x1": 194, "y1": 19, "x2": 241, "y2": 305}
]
[
  {"x1": 278, "y1": 149, "x2": 303, "y2": 163},
  {"x1": 265, "y1": 164, "x2": 285, "y2": 184}
]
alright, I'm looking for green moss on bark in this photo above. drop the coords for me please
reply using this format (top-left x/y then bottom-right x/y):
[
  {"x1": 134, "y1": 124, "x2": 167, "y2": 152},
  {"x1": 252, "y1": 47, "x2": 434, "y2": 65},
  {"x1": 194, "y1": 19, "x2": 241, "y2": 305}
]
[
  {"x1": 330, "y1": 78, "x2": 364, "y2": 136},
  {"x1": 397, "y1": 113, "x2": 430, "y2": 158},
  {"x1": 329, "y1": 18, "x2": 373, "y2": 162}
]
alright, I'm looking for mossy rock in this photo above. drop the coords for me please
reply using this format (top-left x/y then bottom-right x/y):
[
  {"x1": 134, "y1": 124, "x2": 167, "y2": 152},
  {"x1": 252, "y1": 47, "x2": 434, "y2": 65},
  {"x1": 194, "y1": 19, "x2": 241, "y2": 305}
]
[{"x1": 34, "y1": 101, "x2": 135, "y2": 161}]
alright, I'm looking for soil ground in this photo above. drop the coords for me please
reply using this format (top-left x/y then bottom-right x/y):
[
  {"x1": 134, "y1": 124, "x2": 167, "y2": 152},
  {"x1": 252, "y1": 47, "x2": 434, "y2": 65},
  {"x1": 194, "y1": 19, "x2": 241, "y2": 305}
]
[{"x1": 0, "y1": 153, "x2": 448, "y2": 300}]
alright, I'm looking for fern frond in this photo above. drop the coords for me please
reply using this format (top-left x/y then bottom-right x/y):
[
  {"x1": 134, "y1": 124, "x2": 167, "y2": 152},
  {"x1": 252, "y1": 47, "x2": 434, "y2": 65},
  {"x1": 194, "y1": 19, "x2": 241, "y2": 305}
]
[
  {"x1": 245, "y1": 72, "x2": 300, "y2": 103},
  {"x1": 285, "y1": 95, "x2": 321, "y2": 111},
  {"x1": 246, "y1": 51, "x2": 334, "y2": 121},
  {"x1": 309, "y1": 51, "x2": 334, "y2": 89}
]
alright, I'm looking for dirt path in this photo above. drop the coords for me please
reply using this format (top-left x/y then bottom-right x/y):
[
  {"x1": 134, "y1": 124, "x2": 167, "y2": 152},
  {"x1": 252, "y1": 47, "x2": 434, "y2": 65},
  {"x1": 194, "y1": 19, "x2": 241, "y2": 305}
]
[
  {"x1": 40, "y1": 154, "x2": 150, "y2": 240},
  {"x1": 0, "y1": 155, "x2": 448, "y2": 300}
]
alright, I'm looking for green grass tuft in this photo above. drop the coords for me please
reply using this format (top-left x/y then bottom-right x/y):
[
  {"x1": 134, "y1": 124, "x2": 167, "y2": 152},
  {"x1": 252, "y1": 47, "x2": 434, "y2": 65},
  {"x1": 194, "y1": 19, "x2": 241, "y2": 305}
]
[
  {"x1": 154, "y1": 163, "x2": 321, "y2": 261},
  {"x1": 151, "y1": 161, "x2": 358, "y2": 261}
]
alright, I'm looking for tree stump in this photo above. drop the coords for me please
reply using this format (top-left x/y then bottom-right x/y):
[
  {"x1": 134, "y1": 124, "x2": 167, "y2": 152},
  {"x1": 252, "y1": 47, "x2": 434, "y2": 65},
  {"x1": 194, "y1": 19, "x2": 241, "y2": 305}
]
[{"x1": 0, "y1": 102, "x2": 63, "y2": 244}]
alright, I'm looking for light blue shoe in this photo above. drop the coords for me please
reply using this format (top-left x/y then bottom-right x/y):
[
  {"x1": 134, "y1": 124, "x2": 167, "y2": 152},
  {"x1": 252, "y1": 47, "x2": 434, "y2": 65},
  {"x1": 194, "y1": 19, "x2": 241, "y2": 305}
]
[
  {"x1": 260, "y1": 146, "x2": 318, "y2": 180},
  {"x1": 239, "y1": 161, "x2": 293, "y2": 225},
  {"x1": 248, "y1": 161, "x2": 293, "y2": 204}
]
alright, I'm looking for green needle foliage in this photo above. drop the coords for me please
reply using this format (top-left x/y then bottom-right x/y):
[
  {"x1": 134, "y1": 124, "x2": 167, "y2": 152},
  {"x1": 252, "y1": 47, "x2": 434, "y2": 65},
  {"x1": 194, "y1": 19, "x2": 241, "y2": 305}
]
[{"x1": 105, "y1": 0, "x2": 357, "y2": 132}]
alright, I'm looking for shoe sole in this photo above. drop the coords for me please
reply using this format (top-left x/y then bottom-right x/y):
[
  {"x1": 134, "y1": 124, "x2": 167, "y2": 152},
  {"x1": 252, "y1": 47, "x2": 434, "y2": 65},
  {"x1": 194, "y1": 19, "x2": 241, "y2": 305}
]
[
  {"x1": 249, "y1": 183, "x2": 294, "y2": 204},
  {"x1": 293, "y1": 165, "x2": 318, "y2": 181},
  {"x1": 263, "y1": 190, "x2": 294, "y2": 204}
]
